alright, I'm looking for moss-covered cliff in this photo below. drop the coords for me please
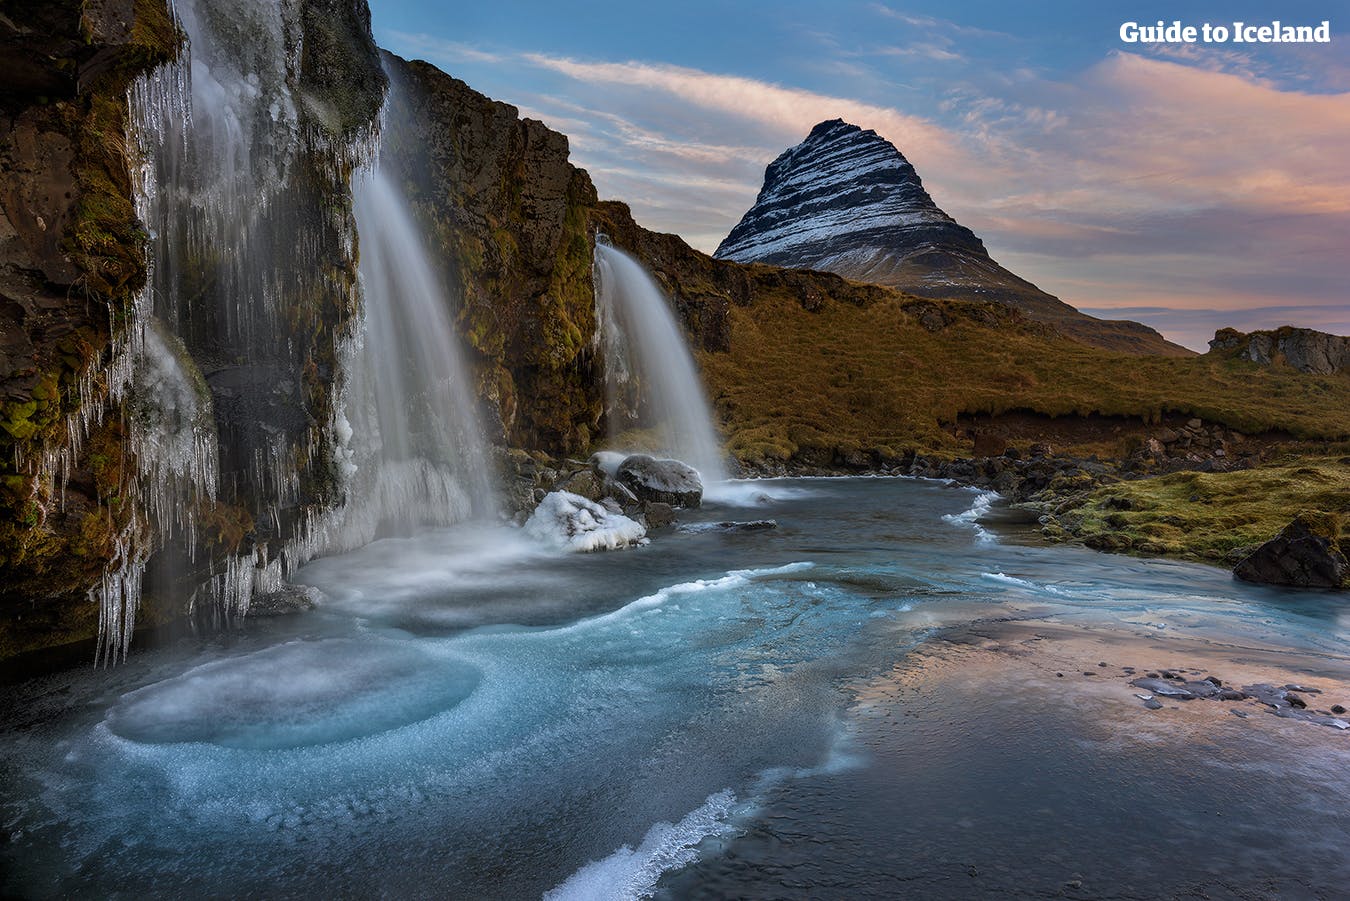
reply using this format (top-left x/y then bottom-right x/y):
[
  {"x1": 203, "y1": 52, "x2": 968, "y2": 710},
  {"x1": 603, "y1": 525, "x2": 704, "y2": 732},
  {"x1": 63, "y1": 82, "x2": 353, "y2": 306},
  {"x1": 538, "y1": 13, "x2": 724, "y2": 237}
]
[
  {"x1": 0, "y1": 0, "x2": 388, "y2": 659},
  {"x1": 0, "y1": 0, "x2": 179, "y2": 655},
  {"x1": 379, "y1": 56, "x2": 604, "y2": 453}
]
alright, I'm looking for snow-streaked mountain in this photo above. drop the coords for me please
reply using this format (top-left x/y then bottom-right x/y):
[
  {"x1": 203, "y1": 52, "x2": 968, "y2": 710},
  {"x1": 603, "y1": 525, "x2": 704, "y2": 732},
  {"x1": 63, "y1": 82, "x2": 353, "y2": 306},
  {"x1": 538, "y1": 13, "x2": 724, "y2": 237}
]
[{"x1": 716, "y1": 120, "x2": 1188, "y2": 356}]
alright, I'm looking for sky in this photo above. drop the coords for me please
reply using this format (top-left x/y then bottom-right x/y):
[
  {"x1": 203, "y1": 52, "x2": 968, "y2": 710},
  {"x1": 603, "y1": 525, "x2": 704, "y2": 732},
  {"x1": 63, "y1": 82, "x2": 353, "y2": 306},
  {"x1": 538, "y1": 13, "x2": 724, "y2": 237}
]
[{"x1": 369, "y1": 1, "x2": 1350, "y2": 350}]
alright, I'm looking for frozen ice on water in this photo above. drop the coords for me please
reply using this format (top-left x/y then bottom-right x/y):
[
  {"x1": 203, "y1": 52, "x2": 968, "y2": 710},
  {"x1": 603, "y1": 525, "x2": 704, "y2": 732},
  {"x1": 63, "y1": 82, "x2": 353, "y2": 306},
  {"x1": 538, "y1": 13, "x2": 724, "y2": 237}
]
[
  {"x1": 544, "y1": 789, "x2": 740, "y2": 901},
  {"x1": 525, "y1": 491, "x2": 647, "y2": 553}
]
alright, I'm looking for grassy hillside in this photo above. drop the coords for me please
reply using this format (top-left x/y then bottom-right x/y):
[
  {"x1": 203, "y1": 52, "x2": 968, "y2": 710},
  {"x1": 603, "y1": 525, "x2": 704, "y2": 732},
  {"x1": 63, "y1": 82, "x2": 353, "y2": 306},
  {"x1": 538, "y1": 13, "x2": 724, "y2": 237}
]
[{"x1": 695, "y1": 286, "x2": 1350, "y2": 465}]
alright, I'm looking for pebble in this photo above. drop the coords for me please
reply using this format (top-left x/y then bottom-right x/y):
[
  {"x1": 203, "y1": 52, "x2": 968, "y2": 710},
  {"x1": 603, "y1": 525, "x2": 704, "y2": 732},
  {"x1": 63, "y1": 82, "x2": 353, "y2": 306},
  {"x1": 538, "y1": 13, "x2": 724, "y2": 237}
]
[{"x1": 1143, "y1": 698, "x2": 1163, "y2": 710}]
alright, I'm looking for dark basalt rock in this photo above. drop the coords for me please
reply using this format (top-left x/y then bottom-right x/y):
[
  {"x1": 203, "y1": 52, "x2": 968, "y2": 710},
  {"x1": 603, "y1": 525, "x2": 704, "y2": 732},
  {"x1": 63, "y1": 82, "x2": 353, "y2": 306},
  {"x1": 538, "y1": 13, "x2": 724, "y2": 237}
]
[
  {"x1": 680, "y1": 520, "x2": 778, "y2": 534},
  {"x1": 615, "y1": 454, "x2": 703, "y2": 508},
  {"x1": 246, "y1": 587, "x2": 319, "y2": 617},
  {"x1": 1233, "y1": 515, "x2": 1349, "y2": 589}
]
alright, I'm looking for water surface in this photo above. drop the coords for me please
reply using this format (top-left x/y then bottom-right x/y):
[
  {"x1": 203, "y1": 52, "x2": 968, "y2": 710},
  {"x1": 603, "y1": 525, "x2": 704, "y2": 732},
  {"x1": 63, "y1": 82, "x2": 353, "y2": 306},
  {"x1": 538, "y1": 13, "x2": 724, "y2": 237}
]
[{"x1": 2, "y1": 477, "x2": 1347, "y2": 899}]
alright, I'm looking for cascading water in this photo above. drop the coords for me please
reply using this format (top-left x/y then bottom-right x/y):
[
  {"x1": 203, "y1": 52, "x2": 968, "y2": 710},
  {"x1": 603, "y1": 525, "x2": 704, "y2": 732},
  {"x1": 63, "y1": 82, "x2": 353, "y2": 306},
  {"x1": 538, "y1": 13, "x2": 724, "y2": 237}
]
[
  {"x1": 593, "y1": 243, "x2": 728, "y2": 485},
  {"x1": 333, "y1": 164, "x2": 497, "y2": 547},
  {"x1": 67, "y1": 0, "x2": 387, "y2": 658},
  {"x1": 91, "y1": 0, "x2": 498, "y2": 655}
]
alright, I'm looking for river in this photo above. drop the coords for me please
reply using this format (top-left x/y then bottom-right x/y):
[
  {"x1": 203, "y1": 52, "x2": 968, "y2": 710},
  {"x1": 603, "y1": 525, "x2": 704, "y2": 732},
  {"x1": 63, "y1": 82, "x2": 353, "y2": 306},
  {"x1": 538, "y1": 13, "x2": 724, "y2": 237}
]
[{"x1": 2, "y1": 477, "x2": 1347, "y2": 898}]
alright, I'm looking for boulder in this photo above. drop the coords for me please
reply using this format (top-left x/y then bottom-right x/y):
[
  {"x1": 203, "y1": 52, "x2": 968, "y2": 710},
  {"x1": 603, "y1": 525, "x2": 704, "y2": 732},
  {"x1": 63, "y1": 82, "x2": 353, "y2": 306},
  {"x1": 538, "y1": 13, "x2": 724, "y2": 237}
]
[
  {"x1": 558, "y1": 468, "x2": 606, "y2": 503},
  {"x1": 589, "y1": 451, "x2": 627, "y2": 479},
  {"x1": 615, "y1": 454, "x2": 704, "y2": 508},
  {"x1": 246, "y1": 586, "x2": 320, "y2": 617},
  {"x1": 1234, "y1": 514, "x2": 1349, "y2": 589},
  {"x1": 642, "y1": 501, "x2": 676, "y2": 529}
]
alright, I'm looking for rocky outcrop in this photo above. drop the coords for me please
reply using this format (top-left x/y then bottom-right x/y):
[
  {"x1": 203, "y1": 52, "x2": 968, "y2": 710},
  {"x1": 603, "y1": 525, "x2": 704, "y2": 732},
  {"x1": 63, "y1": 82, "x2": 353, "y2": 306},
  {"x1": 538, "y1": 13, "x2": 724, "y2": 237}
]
[
  {"x1": 715, "y1": 119, "x2": 1189, "y2": 357},
  {"x1": 1234, "y1": 515, "x2": 1349, "y2": 589},
  {"x1": 523, "y1": 490, "x2": 647, "y2": 553},
  {"x1": 1209, "y1": 326, "x2": 1350, "y2": 375},
  {"x1": 379, "y1": 56, "x2": 604, "y2": 453}
]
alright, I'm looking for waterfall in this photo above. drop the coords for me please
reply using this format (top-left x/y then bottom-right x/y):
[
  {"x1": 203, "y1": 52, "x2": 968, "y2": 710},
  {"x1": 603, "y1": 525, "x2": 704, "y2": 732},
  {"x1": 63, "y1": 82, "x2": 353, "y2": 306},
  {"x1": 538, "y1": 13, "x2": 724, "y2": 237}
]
[
  {"x1": 79, "y1": 0, "x2": 383, "y2": 659},
  {"x1": 331, "y1": 165, "x2": 497, "y2": 548},
  {"x1": 592, "y1": 243, "x2": 728, "y2": 485},
  {"x1": 89, "y1": 0, "x2": 498, "y2": 657}
]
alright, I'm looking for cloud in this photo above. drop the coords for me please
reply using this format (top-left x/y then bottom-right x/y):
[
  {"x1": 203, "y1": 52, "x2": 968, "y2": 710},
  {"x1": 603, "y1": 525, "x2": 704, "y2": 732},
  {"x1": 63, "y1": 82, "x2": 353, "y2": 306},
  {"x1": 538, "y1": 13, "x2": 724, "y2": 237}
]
[
  {"x1": 867, "y1": 5, "x2": 1012, "y2": 40},
  {"x1": 382, "y1": 31, "x2": 1349, "y2": 338},
  {"x1": 385, "y1": 30, "x2": 503, "y2": 65},
  {"x1": 519, "y1": 53, "x2": 968, "y2": 168}
]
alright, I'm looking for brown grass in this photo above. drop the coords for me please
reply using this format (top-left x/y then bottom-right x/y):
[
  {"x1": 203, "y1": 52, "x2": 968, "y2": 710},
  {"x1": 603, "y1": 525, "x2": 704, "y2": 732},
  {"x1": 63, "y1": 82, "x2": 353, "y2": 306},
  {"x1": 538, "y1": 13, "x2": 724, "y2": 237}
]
[{"x1": 699, "y1": 289, "x2": 1350, "y2": 464}]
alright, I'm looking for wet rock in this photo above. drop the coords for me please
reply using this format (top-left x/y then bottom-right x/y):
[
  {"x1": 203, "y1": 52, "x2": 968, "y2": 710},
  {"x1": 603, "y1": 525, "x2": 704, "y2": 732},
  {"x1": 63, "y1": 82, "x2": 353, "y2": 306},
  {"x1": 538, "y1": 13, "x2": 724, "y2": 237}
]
[
  {"x1": 246, "y1": 587, "x2": 319, "y2": 617},
  {"x1": 1233, "y1": 515, "x2": 1349, "y2": 589},
  {"x1": 558, "y1": 468, "x2": 605, "y2": 503},
  {"x1": 1332, "y1": 705, "x2": 1346, "y2": 715},
  {"x1": 1130, "y1": 677, "x2": 1196, "y2": 699},
  {"x1": 679, "y1": 519, "x2": 778, "y2": 534},
  {"x1": 1143, "y1": 698, "x2": 1164, "y2": 710},
  {"x1": 524, "y1": 491, "x2": 647, "y2": 552},
  {"x1": 643, "y1": 501, "x2": 676, "y2": 529},
  {"x1": 589, "y1": 451, "x2": 627, "y2": 479},
  {"x1": 616, "y1": 454, "x2": 704, "y2": 508}
]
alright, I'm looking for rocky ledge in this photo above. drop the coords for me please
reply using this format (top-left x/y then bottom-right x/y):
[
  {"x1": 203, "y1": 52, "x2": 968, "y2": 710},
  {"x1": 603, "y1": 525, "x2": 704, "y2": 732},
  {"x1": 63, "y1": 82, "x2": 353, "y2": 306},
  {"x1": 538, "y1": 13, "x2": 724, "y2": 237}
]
[{"x1": 1209, "y1": 326, "x2": 1349, "y2": 375}]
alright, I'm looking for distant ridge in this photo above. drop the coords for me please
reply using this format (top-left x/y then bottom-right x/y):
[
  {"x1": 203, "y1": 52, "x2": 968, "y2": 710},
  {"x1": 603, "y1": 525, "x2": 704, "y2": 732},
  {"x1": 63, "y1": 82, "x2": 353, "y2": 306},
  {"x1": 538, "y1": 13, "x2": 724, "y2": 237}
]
[{"x1": 716, "y1": 119, "x2": 1190, "y2": 356}]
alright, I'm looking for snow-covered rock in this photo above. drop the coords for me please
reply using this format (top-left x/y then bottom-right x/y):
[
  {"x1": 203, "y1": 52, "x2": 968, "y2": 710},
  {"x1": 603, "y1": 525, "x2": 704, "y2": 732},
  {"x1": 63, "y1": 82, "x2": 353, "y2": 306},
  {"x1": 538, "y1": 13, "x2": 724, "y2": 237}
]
[{"x1": 524, "y1": 491, "x2": 647, "y2": 552}]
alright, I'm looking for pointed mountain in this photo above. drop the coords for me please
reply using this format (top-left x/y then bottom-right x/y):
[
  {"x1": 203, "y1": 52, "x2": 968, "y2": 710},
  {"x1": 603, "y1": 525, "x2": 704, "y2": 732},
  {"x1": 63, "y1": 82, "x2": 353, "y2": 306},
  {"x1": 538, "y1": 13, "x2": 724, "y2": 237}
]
[{"x1": 715, "y1": 120, "x2": 1189, "y2": 356}]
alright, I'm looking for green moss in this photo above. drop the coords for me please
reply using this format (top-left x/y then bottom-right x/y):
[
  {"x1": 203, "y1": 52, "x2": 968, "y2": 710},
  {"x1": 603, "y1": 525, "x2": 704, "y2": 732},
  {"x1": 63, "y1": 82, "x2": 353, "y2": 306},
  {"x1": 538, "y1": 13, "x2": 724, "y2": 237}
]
[{"x1": 1058, "y1": 457, "x2": 1350, "y2": 562}]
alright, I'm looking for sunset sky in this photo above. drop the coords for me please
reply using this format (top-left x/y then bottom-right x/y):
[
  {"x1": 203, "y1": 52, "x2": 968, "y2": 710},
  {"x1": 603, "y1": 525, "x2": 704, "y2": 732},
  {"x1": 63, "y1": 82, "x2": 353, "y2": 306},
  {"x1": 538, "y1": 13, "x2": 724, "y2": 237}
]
[{"x1": 369, "y1": 1, "x2": 1350, "y2": 350}]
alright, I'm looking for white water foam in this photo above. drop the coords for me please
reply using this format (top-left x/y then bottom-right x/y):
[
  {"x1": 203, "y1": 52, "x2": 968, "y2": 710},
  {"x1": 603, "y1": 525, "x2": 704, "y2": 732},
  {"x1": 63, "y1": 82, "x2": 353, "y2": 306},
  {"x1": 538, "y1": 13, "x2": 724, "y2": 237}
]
[
  {"x1": 545, "y1": 711, "x2": 861, "y2": 901},
  {"x1": 941, "y1": 489, "x2": 999, "y2": 543},
  {"x1": 574, "y1": 562, "x2": 816, "y2": 632},
  {"x1": 981, "y1": 572, "x2": 1071, "y2": 597},
  {"x1": 543, "y1": 789, "x2": 740, "y2": 901},
  {"x1": 701, "y1": 479, "x2": 812, "y2": 507}
]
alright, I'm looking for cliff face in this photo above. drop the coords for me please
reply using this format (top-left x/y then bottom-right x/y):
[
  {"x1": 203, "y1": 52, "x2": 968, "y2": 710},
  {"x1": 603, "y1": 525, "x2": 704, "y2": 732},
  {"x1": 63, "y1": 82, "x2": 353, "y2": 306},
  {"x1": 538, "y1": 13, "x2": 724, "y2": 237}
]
[
  {"x1": 1209, "y1": 326, "x2": 1349, "y2": 375},
  {"x1": 715, "y1": 120, "x2": 1191, "y2": 358},
  {"x1": 0, "y1": 0, "x2": 178, "y2": 651},
  {"x1": 379, "y1": 56, "x2": 605, "y2": 453},
  {"x1": 0, "y1": 0, "x2": 387, "y2": 658}
]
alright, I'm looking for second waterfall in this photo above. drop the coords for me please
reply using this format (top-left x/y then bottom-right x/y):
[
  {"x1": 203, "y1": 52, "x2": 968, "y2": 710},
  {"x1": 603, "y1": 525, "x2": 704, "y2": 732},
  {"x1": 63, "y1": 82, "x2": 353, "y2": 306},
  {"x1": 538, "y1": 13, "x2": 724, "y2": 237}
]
[{"x1": 592, "y1": 243, "x2": 728, "y2": 487}]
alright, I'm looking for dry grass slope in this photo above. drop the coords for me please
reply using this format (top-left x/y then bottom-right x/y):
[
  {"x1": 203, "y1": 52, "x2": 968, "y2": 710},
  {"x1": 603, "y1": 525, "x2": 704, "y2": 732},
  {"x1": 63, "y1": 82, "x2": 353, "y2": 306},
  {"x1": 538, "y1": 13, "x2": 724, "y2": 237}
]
[{"x1": 699, "y1": 288, "x2": 1350, "y2": 465}]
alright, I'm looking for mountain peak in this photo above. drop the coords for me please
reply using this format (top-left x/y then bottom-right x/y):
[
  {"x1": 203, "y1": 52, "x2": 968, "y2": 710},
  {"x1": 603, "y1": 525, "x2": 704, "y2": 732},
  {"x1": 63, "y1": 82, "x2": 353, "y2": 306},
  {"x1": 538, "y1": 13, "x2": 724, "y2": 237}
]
[
  {"x1": 716, "y1": 119, "x2": 978, "y2": 269},
  {"x1": 715, "y1": 122, "x2": 1189, "y2": 356}
]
